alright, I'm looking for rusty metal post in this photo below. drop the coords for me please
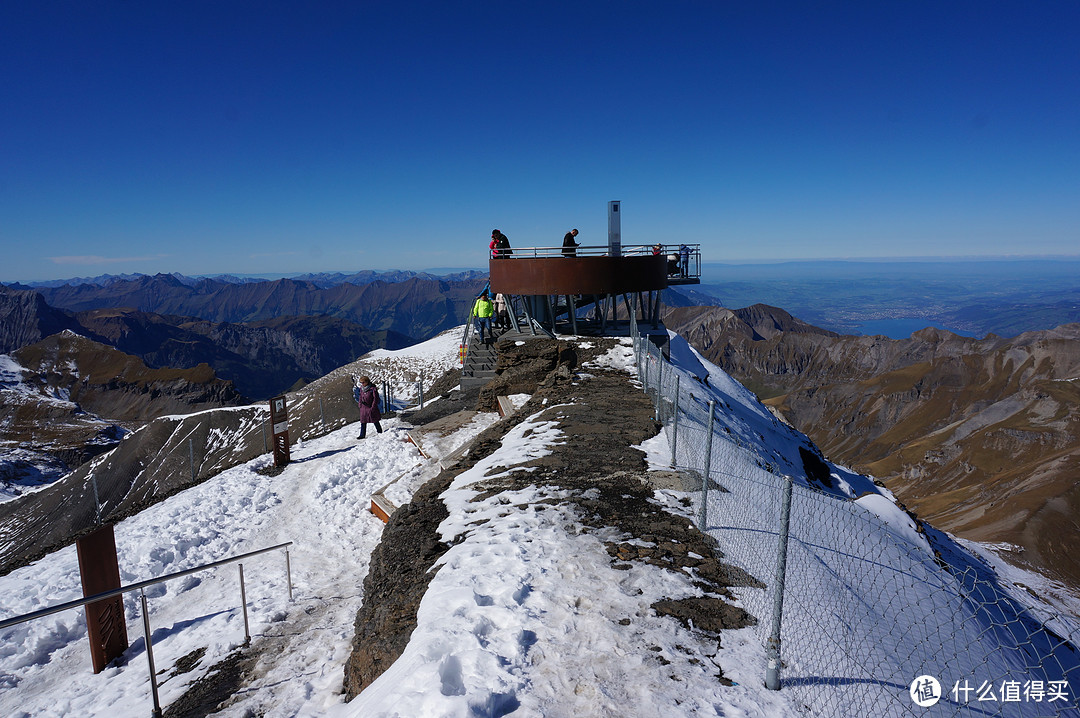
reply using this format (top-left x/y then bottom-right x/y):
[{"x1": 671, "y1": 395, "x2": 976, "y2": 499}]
[{"x1": 76, "y1": 524, "x2": 129, "y2": 673}]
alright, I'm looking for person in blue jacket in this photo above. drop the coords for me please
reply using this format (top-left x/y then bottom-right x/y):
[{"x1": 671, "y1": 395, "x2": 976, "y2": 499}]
[{"x1": 352, "y1": 375, "x2": 383, "y2": 439}]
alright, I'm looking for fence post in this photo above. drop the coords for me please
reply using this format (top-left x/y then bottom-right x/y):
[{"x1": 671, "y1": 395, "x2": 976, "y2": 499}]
[
  {"x1": 654, "y1": 354, "x2": 664, "y2": 420},
  {"x1": 670, "y1": 375, "x2": 680, "y2": 468},
  {"x1": 141, "y1": 590, "x2": 163, "y2": 718},
  {"x1": 698, "y1": 400, "x2": 715, "y2": 531},
  {"x1": 239, "y1": 563, "x2": 250, "y2": 643},
  {"x1": 765, "y1": 474, "x2": 795, "y2": 690},
  {"x1": 285, "y1": 547, "x2": 294, "y2": 601},
  {"x1": 419, "y1": 371, "x2": 425, "y2": 409}
]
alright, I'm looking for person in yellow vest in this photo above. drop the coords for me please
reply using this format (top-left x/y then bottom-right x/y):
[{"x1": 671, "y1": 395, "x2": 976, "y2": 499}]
[{"x1": 474, "y1": 291, "x2": 495, "y2": 343}]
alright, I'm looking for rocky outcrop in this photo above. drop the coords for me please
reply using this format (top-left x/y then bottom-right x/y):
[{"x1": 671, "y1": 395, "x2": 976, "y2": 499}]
[{"x1": 667, "y1": 304, "x2": 1080, "y2": 588}]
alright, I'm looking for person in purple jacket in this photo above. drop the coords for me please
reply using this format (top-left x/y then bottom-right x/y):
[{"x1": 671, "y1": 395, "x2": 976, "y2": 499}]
[{"x1": 352, "y1": 375, "x2": 383, "y2": 439}]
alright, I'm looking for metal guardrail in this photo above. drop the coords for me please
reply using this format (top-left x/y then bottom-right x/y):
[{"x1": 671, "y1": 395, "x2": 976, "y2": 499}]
[
  {"x1": 493, "y1": 243, "x2": 701, "y2": 283},
  {"x1": 495, "y1": 242, "x2": 699, "y2": 259},
  {"x1": 1, "y1": 541, "x2": 293, "y2": 718}
]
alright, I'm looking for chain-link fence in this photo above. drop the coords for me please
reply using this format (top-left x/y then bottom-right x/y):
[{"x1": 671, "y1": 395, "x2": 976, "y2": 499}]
[{"x1": 632, "y1": 329, "x2": 1080, "y2": 717}]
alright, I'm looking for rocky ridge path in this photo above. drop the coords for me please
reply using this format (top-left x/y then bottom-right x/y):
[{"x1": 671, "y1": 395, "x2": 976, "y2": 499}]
[{"x1": 343, "y1": 336, "x2": 760, "y2": 699}]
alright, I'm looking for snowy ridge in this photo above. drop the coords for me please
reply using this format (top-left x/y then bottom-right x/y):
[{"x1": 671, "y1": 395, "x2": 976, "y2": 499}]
[{"x1": 0, "y1": 328, "x2": 1078, "y2": 716}]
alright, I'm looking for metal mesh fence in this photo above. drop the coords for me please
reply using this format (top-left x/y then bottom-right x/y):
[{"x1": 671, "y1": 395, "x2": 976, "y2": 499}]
[{"x1": 632, "y1": 330, "x2": 1080, "y2": 717}]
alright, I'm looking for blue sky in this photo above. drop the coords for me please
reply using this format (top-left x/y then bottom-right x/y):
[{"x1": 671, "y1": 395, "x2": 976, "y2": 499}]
[{"x1": 2, "y1": 1, "x2": 1078, "y2": 282}]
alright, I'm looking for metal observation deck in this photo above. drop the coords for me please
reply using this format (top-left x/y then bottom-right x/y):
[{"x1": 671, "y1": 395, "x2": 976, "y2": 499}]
[
  {"x1": 487, "y1": 243, "x2": 700, "y2": 337},
  {"x1": 460, "y1": 243, "x2": 700, "y2": 388}
]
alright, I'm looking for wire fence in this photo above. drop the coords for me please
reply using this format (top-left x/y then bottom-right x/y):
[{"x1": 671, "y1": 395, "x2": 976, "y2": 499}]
[{"x1": 632, "y1": 328, "x2": 1080, "y2": 717}]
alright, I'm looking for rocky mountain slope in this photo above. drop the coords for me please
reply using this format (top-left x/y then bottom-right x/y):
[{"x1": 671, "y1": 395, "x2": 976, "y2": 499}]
[
  {"x1": 73, "y1": 307, "x2": 410, "y2": 398},
  {"x1": 665, "y1": 304, "x2": 1080, "y2": 589},
  {"x1": 0, "y1": 331, "x2": 245, "y2": 499}
]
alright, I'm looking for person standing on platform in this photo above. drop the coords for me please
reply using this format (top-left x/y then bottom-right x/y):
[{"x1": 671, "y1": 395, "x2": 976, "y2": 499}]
[
  {"x1": 679, "y1": 243, "x2": 690, "y2": 278},
  {"x1": 494, "y1": 293, "x2": 509, "y2": 329},
  {"x1": 562, "y1": 228, "x2": 579, "y2": 257},
  {"x1": 491, "y1": 230, "x2": 512, "y2": 258}
]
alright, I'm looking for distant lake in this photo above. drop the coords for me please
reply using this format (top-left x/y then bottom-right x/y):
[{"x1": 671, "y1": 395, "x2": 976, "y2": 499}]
[{"x1": 853, "y1": 319, "x2": 980, "y2": 340}]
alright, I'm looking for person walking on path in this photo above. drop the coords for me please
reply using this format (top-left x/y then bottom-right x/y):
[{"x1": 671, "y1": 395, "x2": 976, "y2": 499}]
[
  {"x1": 562, "y1": 228, "x2": 579, "y2": 257},
  {"x1": 474, "y1": 291, "x2": 495, "y2": 343},
  {"x1": 352, "y1": 375, "x2": 383, "y2": 439}
]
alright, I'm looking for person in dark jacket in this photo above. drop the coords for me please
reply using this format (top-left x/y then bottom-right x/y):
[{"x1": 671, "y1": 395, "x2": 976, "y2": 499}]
[
  {"x1": 562, "y1": 228, "x2": 579, "y2": 257},
  {"x1": 352, "y1": 375, "x2": 383, "y2": 439},
  {"x1": 491, "y1": 229, "x2": 512, "y2": 258}
]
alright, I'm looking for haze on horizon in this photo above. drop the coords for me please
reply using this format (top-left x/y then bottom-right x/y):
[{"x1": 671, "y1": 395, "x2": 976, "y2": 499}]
[{"x1": 2, "y1": 2, "x2": 1078, "y2": 283}]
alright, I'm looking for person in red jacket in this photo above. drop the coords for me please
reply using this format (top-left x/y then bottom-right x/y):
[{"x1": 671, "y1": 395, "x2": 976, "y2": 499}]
[{"x1": 352, "y1": 375, "x2": 383, "y2": 439}]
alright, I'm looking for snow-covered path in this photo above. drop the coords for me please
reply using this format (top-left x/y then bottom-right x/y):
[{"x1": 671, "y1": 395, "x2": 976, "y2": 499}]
[{"x1": 0, "y1": 418, "x2": 424, "y2": 717}]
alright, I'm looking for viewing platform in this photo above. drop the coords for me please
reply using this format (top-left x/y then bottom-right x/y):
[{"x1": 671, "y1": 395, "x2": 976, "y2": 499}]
[
  {"x1": 488, "y1": 243, "x2": 700, "y2": 295},
  {"x1": 472, "y1": 243, "x2": 700, "y2": 345},
  {"x1": 460, "y1": 202, "x2": 700, "y2": 389}
]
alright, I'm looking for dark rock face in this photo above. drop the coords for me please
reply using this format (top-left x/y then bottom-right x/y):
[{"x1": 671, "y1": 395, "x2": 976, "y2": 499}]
[
  {"x1": 342, "y1": 338, "x2": 758, "y2": 699},
  {"x1": 475, "y1": 337, "x2": 572, "y2": 411},
  {"x1": 0, "y1": 284, "x2": 79, "y2": 354}
]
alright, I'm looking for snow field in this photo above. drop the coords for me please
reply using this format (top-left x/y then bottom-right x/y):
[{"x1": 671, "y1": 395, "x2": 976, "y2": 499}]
[{"x1": 0, "y1": 417, "x2": 422, "y2": 717}]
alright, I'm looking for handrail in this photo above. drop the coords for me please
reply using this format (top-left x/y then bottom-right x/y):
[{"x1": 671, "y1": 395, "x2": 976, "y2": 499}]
[
  {"x1": 493, "y1": 243, "x2": 700, "y2": 259},
  {"x1": 2, "y1": 540, "x2": 293, "y2": 718},
  {"x1": 0, "y1": 541, "x2": 293, "y2": 631}
]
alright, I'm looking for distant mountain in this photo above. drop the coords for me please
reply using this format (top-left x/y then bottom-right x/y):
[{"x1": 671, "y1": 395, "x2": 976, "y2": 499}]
[
  {"x1": 13, "y1": 331, "x2": 245, "y2": 421},
  {"x1": 0, "y1": 285, "x2": 81, "y2": 354},
  {"x1": 666, "y1": 303, "x2": 1080, "y2": 587},
  {"x1": 695, "y1": 259, "x2": 1080, "y2": 338},
  {"x1": 73, "y1": 307, "x2": 409, "y2": 399},
  {"x1": 21, "y1": 268, "x2": 489, "y2": 291},
  {"x1": 37, "y1": 273, "x2": 488, "y2": 342}
]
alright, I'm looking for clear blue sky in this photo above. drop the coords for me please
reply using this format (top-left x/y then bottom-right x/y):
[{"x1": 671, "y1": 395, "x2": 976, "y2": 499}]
[{"x1": 2, "y1": 1, "x2": 1078, "y2": 282}]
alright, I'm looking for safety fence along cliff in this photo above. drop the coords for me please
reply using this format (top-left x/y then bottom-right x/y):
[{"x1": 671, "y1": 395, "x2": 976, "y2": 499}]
[{"x1": 632, "y1": 330, "x2": 1080, "y2": 717}]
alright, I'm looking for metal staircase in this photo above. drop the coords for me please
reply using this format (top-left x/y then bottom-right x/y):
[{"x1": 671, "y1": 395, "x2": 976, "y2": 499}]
[{"x1": 460, "y1": 327, "x2": 537, "y2": 390}]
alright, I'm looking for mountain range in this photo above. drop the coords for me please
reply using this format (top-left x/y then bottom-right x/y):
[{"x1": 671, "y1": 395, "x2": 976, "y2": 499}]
[{"x1": 4, "y1": 270, "x2": 1079, "y2": 593}]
